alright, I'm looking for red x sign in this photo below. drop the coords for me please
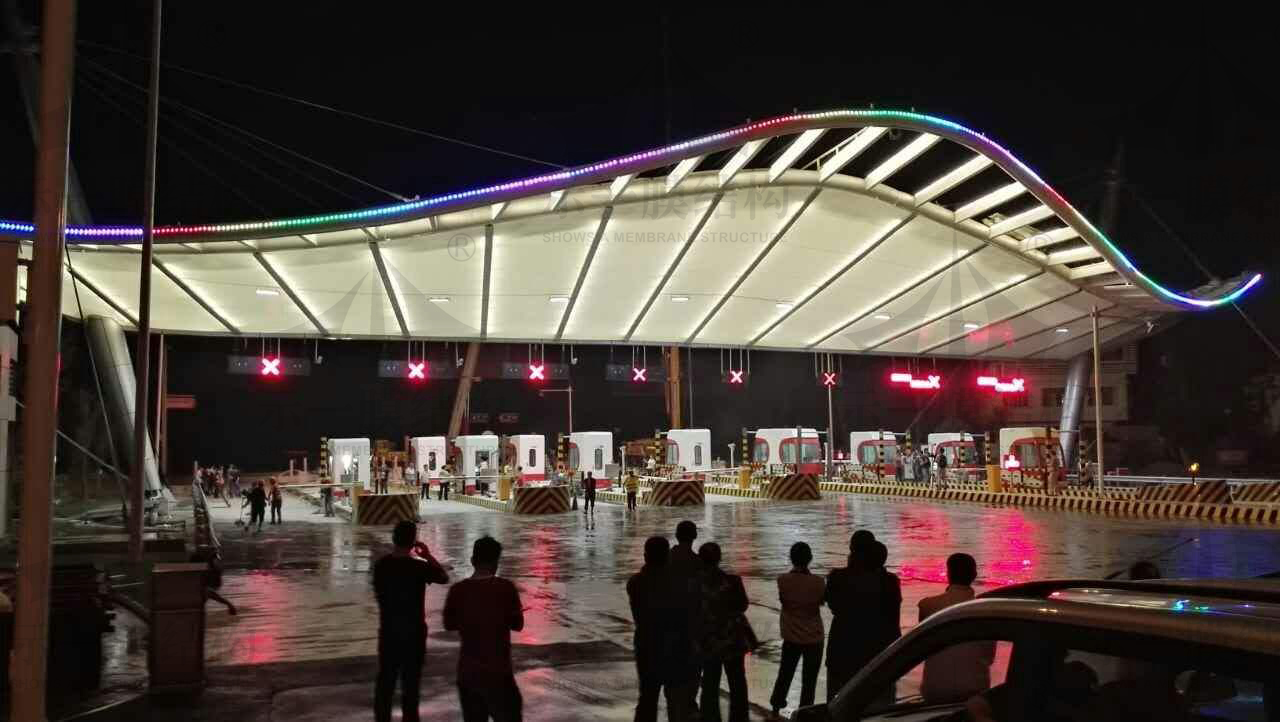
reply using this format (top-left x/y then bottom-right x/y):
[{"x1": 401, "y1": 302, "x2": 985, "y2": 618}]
[
  {"x1": 728, "y1": 369, "x2": 744, "y2": 384},
  {"x1": 528, "y1": 364, "x2": 545, "y2": 381},
  {"x1": 632, "y1": 367, "x2": 647, "y2": 382},
  {"x1": 260, "y1": 357, "x2": 281, "y2": 376},
  {"x1": 822, "y1": 371, "x2": 837, "y2": 387},
  {"x1": 408, "y1": 362, "x2": 426, "y2": 380}
]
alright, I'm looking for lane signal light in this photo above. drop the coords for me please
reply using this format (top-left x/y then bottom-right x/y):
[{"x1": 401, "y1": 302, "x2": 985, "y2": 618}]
[
  {"x1": 260, "y1": 357, "x2": 281, "y2": 377},
  {"x1": 727, "y1": 369, "x2": 745, "y2": 384},
  {"x1": 889, "y1": 372, "x2": 940, "y2": 390},
  {"x1": 821, "y1": 371, "x2": 838, "y2": 388},
  {"x1": 528, "y1": 364, "x2": 545, "y2": 381},
  {"x1": 632, "y1": 367, "x2": 647, "y2": 382},
  {"x1": 977, "y1": 375, "x2": 1025, "y2": 393},
  {"x1": 408, "y1": 362, "x2": 426, "y2": 380}
]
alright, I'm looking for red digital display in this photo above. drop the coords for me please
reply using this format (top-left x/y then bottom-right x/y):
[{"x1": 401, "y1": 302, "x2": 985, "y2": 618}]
[
  {"x1": 260, "y1": 357, "x2": 281, "y2": 377},
  {"x1": 889, "y1": 372, "x2": 940, "y2": 390},
  {"x1": 977, "y1": 375, "x2": 1025, "y2": 393},
  {"x1": 528, "y1": 363, "x2": 545, "y2": 381}
]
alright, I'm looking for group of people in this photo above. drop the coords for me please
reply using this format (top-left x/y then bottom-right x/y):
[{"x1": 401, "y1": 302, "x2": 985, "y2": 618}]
[
  {"x1": 196, "y1": 463, "x2": 241, "y2": 507},
  {"x1": 899, "y1": 446, "x2": 951, "y2": 484},
  {"x1": 240, "y1": 477, "x2": 283, "y2": 532}
]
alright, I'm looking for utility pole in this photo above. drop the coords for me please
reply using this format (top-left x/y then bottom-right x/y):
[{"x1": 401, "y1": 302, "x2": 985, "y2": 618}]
[
  {"x1": 130, "y1": 0, "x2": 162, "y2": 563},
  {"x1": 1091, "y1": 306, "x2": 1105, "y2": 492},
  {"x1": 12, "y1": 1, "x2": 76, "y2": 717}
]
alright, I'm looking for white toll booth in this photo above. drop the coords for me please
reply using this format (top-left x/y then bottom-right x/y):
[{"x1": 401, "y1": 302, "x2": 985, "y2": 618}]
[
  {"x1": 569, "y1": 431, "x2": 613, "y2": 488},
  {"x1": 928, "y1": 432, "x2": 979, "y2": 468},
  {"x1": 663, "y1": 428, "x2": 711, "y2": 472},
  {"x1": 753, "y1": 428, "x2": 822, "y2": 473},
  {"x1": 328, "y1": 438, "x2": 372, "y2": 490},
  {"x1": 504, "y1": 434, "x2": 546, "y2": 482},
  {"x1": 456, "y1": 433, "x2": 500, "y2": 492},
  {"x1": 850, "y1": 431, "x2": 899, "y2": 477},
  {"x1": 410, "y1": 436, "x2": 448, "y2": 482}
]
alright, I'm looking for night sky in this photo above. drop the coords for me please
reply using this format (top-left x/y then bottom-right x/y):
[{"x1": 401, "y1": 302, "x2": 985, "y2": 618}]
[{"x1": 3, "y1": 5, "x2": 1278, "y2": 472}]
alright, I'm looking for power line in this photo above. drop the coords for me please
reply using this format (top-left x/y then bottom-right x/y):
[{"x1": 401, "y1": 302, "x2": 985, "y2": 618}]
[
  {"x1": 78, "y1": 69, "x2": 330, "y2": 211},
  {"x1": 79, "y1": 39, "x2": 568, "y2": 170},
  {"x1": 81, "y1": 56, "x2": 411, "y2": 203}
]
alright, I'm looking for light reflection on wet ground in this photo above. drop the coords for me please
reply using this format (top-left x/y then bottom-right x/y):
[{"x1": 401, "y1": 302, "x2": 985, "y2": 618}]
[{"x1": 158, "y1": 493, "x2": 1280, "y2": 719}]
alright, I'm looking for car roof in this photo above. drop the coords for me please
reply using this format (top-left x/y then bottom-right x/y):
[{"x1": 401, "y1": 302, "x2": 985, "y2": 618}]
[{"x1": 983, "y1": 577, "x2": 1280, "y2": 605}]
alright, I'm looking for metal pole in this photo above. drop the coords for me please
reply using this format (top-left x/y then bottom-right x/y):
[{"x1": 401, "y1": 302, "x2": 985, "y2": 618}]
[
  {"x1": 130, "y1": 0, "x2": 162, "y2": 564},
  {"x1": 567, "y1": 386, "x2": 573, "y2": 435},
  {"x1": 826, "y1": 382, "x2": 834, "y2": 480},
  {"x1": 13, "y1": 0, "x2": 75, "y2": 717},
  {"x1": 1091, "y1": 306, "x2": 1105, "y2": 492}
]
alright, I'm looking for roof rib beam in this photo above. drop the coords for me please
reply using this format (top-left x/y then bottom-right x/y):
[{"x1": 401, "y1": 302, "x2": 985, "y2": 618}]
[
  {"x1": 368, "y1": 239, "x2": 409, "y2": 337},
  {"x1": 810, "y1": 244, "x2": 986, "y2": 349},
  {"x1": 623, "y1": 193, "x2": 723, "y2": 341},
  {"x1": 954, "y1": 182, "x2": 1024, "y2": 222},
  {"x1": 480, "y1": 223, "x2": 494, "y2": 339},
  {"x1": 253, "y1": 251, "x2": 328, "y2": 336},
  {"x1": 969, "y1": 304, "x2": 1114, "y2": 357},
  {"x1": 818, "y1": 127, "x2": 886, "y2": 182},
  {"x1": 65, "y1": 263, "x2": 138, "y2": 327},
  {"x1": 914, "y1": 155, "x2": 992, "y2": 206},
  {"x1": 718, "y1": 139, "x2": 767, "y2": 188},
  {"x1": 555, "y1": 206, "x2": 613, "y2": 341},
  {"x1": 988, "y1": 205, "x2": 1056, "y2": 237},
  {"x1": 920, "y1": 288, "x2": 1081, "y2": 354},
  {"x1": 1027, "y1": 317, "x2": 1137, "y2": 358},
  {"x1": 862, "y1": 271, "x2": 1044, "y2": 352},
  {"x1": 768, "y1": 129, "x2": 826, "y2": 182},
  {"x1": 666, "y1": 155, "x2": 704, "y2": 194},
  {"x1": 687, "y1": 188, "x2": 821, "y2": 343},
  {"x1": 1070, "y1": 261, "x2": 1115, "y2": 279},
  {"x1": 749, "y1": 214, "x2": 916, "y2": 346},
  {"x1": 152, "y1": 259, "x2": 240, "y2": 334},
  {"x1": 865, "y1": 133, "x2": 939, "y2": 188},
  {"x1": 1021, "y1": 226, "x2": 1080, "y2": 251}
]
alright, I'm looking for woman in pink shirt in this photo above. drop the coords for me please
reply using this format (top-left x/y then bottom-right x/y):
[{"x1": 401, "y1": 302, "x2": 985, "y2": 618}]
[{"x1": 770, "y1": 542, "x2": 826, "y2": 716}]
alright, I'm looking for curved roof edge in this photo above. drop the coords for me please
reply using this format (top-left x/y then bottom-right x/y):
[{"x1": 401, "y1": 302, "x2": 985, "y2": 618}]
[{"x1": 1, "y1": 108, "x2": 1260, "y2": 310}]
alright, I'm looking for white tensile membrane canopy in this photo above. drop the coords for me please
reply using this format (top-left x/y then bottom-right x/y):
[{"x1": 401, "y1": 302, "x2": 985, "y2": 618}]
[{"x1": 9, "y1": 111, "x2": 1259, "y2": 360}]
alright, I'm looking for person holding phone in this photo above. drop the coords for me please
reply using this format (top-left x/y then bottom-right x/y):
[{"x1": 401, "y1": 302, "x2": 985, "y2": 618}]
[{"x1": 372, "y1": 521, "x2": 449, "y2": 722}]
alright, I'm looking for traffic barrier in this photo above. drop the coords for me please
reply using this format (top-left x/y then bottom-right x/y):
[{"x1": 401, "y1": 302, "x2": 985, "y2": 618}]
[
  {"x1": 767, "y1": 474, "x2": 821, "y2": 501},
  {"x1": 1233, "y1": 481, "x2": 1280, "y2": 505},
  {"x1": 452, "y1": 494, "x2": 511, "y2": 513},
  {"x1": 647, "y1": 479, "x2": 705, "y2": 506},
  {"x1": 512, "y1": 485, "x2": 571, "y2": 514},
  {"x1": 355, "y1": 492, "x2": 418, "y2": 525},
  {"x1": 817, "y1": 480, "x2": 1280, "y2": 526},
  {"x1": 706, "y1": 485, "x2": 766, "y2": 499}
]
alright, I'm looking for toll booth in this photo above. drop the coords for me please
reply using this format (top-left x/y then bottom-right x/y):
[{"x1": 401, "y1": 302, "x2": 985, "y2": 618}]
[
  {"x1": 849, "y1": 431, "x2": 899, "y2": 479},
  {"x1": 327, "y1": 438, "x2": 371, "y2": 490},
  {"x1": 998, "y1": 427, "x2": 1066, "y2": 486},
  {"x1": 410, "y1": 436, "x2": 448, "y2": 482},
  {"x1": 754, "y1": 428, "x2": 821, "y2": 474},
  {"x1": 927, "y1": 432, "x2": 982, "y2": 481},
  {"x1": 661, "y1": 428, "x2": 711, "y2": 473},
  {"x1": 455, "y1": 433, "x2": 500, "y2": 493},
  {"x1": 503, "y1": 434, "x2": 546, "y2": 482},
  {"x1": 569, "y1": 431, "x2": 613, "y2": 488}
]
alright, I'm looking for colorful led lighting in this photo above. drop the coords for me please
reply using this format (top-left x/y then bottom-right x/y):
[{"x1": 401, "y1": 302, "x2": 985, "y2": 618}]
[{"x1": 0, "y1": 109, "x2": 1257, "y2": 310}]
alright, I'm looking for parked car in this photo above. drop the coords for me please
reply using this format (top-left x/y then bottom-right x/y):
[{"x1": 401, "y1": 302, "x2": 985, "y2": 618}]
[{"x1": 795, "y1": 578, "x2": 1280, "y2": 721}]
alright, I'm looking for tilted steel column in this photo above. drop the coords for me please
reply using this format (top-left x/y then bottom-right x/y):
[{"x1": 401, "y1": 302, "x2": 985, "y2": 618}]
[
  {"x1": 448, "y1": 342, "x2": 481, "y2": 439},
  {"x1": 12, "y1": 0, "x2": 74, "y2": 717},
  {"x1": 86, "y1": 316, "x2": 163, "y2": 497},
  {"x1": 1058, "y1": 351, "x2": 1091, "y2": 470}
]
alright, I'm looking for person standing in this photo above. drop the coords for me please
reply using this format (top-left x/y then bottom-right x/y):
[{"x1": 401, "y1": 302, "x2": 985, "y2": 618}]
[
  {"x1": 321, "y1": 481, "x2": 335, "y2": 517},
  {"x1": 627, "y1": 536, "x2": 698, "y2": 722},
  {"x1": 248, "y1": 481, "x2": 267, "y2": 532},
  {"x1": 646, "y1": 456, "x2": 657, "y2": 474},
  {"x1": 582, "y1": 472, "x2": 596, "y2": 515},
  {"x1": 269, "y1": 478, "x2": 283, "y2": 524},
  {"x1": 769, "y1": 542, "x2": 825, "y2": 715},
  {"x1": 373, "y1": 521, "x2": 448, "y2": 722},
  {"x1": 625, "y1": 471, "x2": 640, "y2": 511},
  {"x1": 824, "y1": 534, "x2": 901, "y2": 703},
  {"x1": 695, "y1": 542, "x2": 750, "y2": 722},
  {"x1": 439, "y1": 467, "x2": 451, "y2": 501},
  {"x1": 670, "y1": 521, "x2": 700, "y2": 578},
  {"x1": 918, "y1": 553, "x2": 994, "y2": 705},
  {"x1": 935, "y1": 446, "x2": 949, "y2": 486},
  {"x1": 443, "y1": 536, "x2": 525, "y2": 722},
  {"x1": 421, "y1": 465, "x2": 431, "y2": 502}
]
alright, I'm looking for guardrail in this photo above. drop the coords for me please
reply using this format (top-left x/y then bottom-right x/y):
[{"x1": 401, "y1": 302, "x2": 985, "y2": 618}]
[{"x1": 191, "y1": 482, "x2": 220, "y2": 552}]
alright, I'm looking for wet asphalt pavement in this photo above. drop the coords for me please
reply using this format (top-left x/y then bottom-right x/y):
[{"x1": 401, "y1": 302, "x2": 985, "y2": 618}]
[{"x1": 104, "y1": 491, "x2": 1280, "y2": 720}]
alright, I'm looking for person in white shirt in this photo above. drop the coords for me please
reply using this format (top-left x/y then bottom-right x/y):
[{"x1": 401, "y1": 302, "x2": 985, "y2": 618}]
[{"x1": 918, "y1": 553, "x2": 995, "y2": 704}]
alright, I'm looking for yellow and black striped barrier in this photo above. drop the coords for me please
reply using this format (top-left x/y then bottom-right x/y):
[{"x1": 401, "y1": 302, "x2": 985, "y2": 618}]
[
  {"x1": 355, "y1": 492, "x2": 418, "y2": 525},
  {"x1": 767, "y1": 473, "x2": 821, "y2": 501},
  {"x1": 647, "y1": 479, "x2": 705, "y2": 506},
  {"x1": 1234, "y1": 482, "x2": 1280, "y2": 505},
  {"x1": 512, "y1": 485, "x2": 571, "y2": 514},
  {"x1": 453, "y1": 494, "x2": 511, "y2": 513}
]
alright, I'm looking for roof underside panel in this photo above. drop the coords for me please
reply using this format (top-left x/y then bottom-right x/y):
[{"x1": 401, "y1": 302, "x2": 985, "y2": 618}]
[
  {"x1": 380, "y1": 234, "x2": 485, "y2": 338},
  {"x1": 487, "y1": 209, "x2": 599, "y2": 339},
  {"x1": 159, "y1": 252, "x2": 309, "y2": 334}
]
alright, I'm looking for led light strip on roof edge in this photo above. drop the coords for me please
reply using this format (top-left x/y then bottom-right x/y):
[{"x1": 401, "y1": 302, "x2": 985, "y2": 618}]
[{"x1": 0, "y1": 109, "x2": 1260, "y2": 310}]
